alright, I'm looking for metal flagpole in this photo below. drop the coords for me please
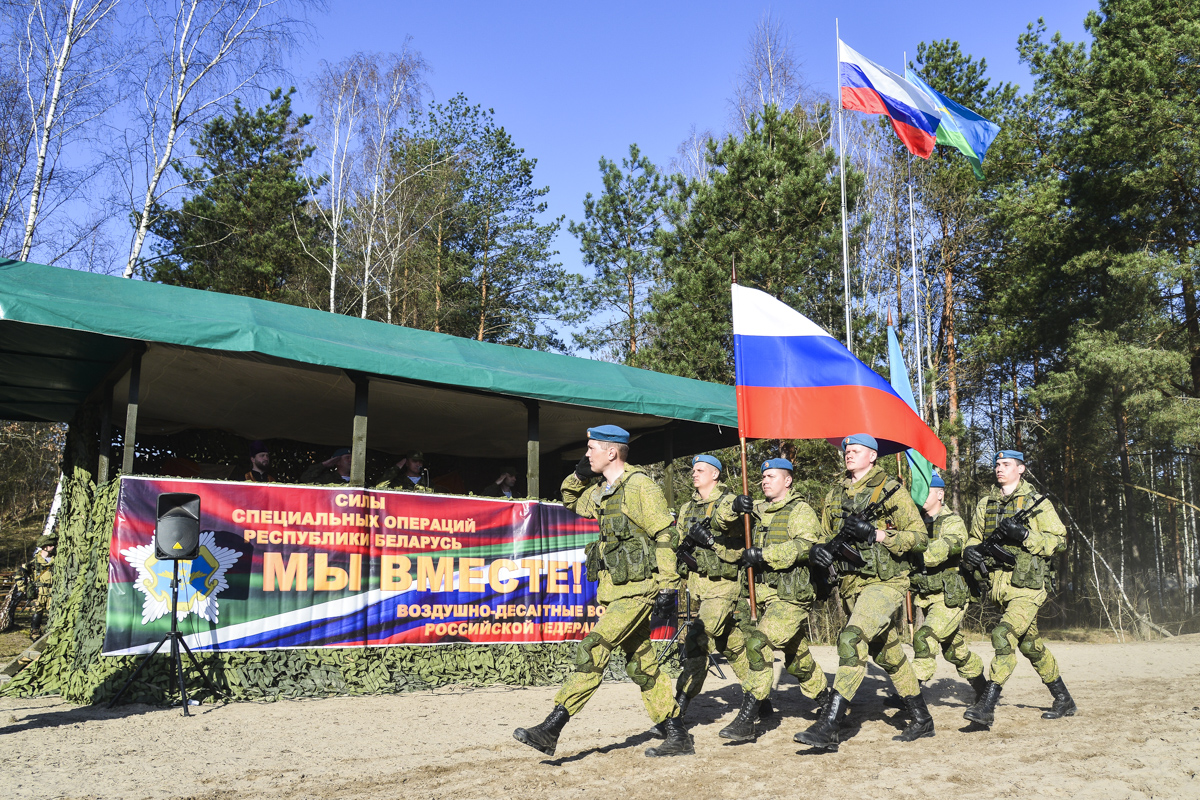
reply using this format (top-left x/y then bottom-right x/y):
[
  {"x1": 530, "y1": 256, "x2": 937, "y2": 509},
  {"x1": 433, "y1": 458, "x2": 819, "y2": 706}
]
[
  {"x1": 732, "y1": 257, "x2": 758, "y2": 621},
  {"x1": 904, "y1": 51, "x2": 925, "y2": 417},
  {"x1": 836, "y1": 18, "x2": 852, "y2": 353}
]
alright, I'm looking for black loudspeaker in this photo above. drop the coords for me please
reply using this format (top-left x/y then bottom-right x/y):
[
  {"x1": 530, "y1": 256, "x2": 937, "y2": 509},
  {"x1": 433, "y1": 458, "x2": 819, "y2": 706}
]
[{"x1": 155, "y1": 493, "x2": 201, "y2": 559}]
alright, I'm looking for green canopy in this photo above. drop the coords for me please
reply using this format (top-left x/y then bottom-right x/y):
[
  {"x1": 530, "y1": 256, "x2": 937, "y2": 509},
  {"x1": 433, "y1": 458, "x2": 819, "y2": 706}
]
[{"x1": 0, "y1": 260, "x2": 738, "y2": 461}]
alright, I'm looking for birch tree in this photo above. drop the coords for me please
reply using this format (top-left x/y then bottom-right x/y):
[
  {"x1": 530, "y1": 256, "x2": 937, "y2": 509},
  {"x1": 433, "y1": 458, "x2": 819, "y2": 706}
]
[{"x1": 120, "y1": 0, "x2": 311, "y2": 279}]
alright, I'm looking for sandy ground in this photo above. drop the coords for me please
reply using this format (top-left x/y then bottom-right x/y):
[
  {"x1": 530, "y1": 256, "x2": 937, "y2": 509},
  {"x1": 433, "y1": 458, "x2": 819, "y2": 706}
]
[{"x1": 3, "y1": 636, "x2": 1199, "y2": 800}]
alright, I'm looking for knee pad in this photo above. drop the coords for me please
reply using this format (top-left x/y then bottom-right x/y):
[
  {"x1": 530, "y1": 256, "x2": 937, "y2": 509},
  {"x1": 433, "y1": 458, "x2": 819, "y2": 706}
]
[
  {"x1": 875, "y1": 641, "x2": 907, "y2": 675},
  {"x1": 912, "y1": 625, "x2": 936, "y2": 660},
  {"x1": 991, "y1": 623, "x2": 1016, "y2": 657},
  {"x1": 1019, "y1": 635, "x2": 1046, "y2": 660},
  {"x1": 837, "y1": 625, "x2": 866, "y2": 668},
  {"x1": 943, "y1": 635, "x2": 970, "y2": 667},
  {"x1": 573, "y1": 631, "x2": 612, "y2": 674},
  {"x1": 624, "y1": 643, "x2": 658, "y2": 690},
  {"x1": 745, "y1": 630, "x2": 772, "y2": 672},
  {"x1": 785, "y1": 648, "x2": 815, "y2": 682}
]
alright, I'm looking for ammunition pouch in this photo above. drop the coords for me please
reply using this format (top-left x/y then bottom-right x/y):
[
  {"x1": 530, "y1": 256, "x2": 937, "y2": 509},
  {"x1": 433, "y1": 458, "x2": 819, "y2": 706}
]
[
  {"x1": 910, "y1": 565, "x2": 970, "y2": 607},
  {"x1": 584, "y1": 540, "x2": 602, "y2": 582},
  {"x1": 692, "y1": 547, "x2": 740, "y2": 580},
  {"x1": 1008, "y1": 548, "x2": 1052, "y2": 590},
  {"x1": 850, "y1": 541, "x2": 906, "y2": 581},
  {"x1": 600, "y1": 536, "x2": 654, "y2": 586}
]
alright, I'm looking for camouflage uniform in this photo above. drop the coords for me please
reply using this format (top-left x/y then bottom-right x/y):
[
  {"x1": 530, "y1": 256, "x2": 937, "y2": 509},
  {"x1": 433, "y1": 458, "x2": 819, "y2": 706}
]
[
  {"x1": 26, "y1": 551, "x2": 54, "y2": 615},
  {"x1": 821, "y1": 464, "x2": 927, "y2": 701},
  {"x1": 910, "y1": 505, "x2": 983, "y2": 683},
  {"x1": 728, "y1": 490, "x2": 828, "y2": 702},
  {"x1": 967, "y1": 479, "x2": 1066, "y2": 686},
  {"x1": 376, "y1": 465, "x2": 434, "y2": 492},
  {"x1": 554, "y1": 465, "x2": 681, "y2": 723},
  {"x1": 674, "y1": 482, "x2": 749, "y2": 701}
]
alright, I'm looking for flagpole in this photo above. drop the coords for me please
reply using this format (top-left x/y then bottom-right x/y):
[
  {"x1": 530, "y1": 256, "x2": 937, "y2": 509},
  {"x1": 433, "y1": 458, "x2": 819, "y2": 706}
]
[
  {"x1": 904, "y1": 52, "x2": 925, "y2": 418},
  {"x1": 732, "y1": 258, "x2": 758, "y2": 621},
  {"x1": 836, "y1": 18, "x2": 852, "y2": 353}
]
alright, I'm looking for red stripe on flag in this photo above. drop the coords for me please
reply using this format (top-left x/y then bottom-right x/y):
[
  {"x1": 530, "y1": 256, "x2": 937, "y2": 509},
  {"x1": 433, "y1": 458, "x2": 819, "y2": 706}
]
[
  {"x1": 737, "y1": 384, "x2": 946, "y2": 468},
  {"x1": 841, "y1": 87, "x2": 936, "y2": 159}
]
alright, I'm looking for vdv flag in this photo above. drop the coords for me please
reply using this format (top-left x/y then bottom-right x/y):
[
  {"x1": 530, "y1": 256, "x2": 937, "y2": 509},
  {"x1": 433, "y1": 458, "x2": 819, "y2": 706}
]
[
  {"x1": 732, "y1": 284, "x2": 946, "y2": 469},
  {"x1": 839, "y1": 39, "x2": 941, "y2": 158},
  {"x1": 906, "y1": 69, "x2": 1001, "y2": 180},
  {"x1": 887, "y1": 325, "x2": 935, "y2": 505}
]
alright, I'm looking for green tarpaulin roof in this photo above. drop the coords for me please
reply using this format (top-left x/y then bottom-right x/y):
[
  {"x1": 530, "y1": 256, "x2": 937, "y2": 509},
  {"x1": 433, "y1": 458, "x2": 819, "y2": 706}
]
[{"x1": 0, "y1": 260, "x2": 738, "y2": 460}]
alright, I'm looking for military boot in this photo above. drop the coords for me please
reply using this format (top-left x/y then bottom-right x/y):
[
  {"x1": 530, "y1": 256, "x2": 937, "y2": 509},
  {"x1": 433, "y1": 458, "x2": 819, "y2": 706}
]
[
  {"x1": 1041, "y1": 677, "x2": 1077, "y2": 719},
  {"x1": 893, "y1": 693, "x2": 935, "y2": 742},
  {"x1": 513, "y1": 704, "x2": 570, "y2": 756},
  {"x1": 963, "y1": 680, "x2": 1002, "y2": 728},
  {"x1": 645, "y1": 716, "x2": 695, "y2": 757},
  {"x1": 29, "y1": 611, "x2": 43, "y2": 639},
  {"x1": 794, "y1": 691, "x2": 849, "y2": 751},
  {"x1": 718, "y1": 691, "x2": 759, "y2": 742},
  {"x1": 758, "y1": 697, "x2": 774, "y2": 718},
  {"x1": 968, "y1": 674, "x2": 989, "y2": 704},
  {"x1": 650, "y1": 691, "x2": 691, "y2": 739}
]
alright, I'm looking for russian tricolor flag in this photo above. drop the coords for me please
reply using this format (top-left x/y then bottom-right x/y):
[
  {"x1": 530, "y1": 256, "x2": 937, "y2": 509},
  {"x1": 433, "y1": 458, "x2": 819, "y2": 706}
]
[
  {"x1": 732, "y1": 284, "x2": 947, "y2": 469},
  {"x1": 839, "y1": 39, "x2": 941, "y2": 159}
]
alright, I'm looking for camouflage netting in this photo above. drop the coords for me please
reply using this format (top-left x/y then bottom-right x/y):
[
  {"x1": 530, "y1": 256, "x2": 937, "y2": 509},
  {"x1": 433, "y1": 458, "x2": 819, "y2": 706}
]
[{"x1": 1, "y1": 410, "x2": 672, "y2": 706}]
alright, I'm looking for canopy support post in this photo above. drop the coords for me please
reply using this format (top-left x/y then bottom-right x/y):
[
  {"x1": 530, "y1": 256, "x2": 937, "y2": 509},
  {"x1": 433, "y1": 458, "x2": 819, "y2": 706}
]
[
  {"x1": 663, "y1": 429, "x2": 676, "y2": 508},
  {"x1": 351, "y1": 376, "x2": 369, "y2": 487},
  {"x1": 97, "y1": 382, "x2": 113, "y2": 483},
  {"x1": 526, "y1": 400, "x2": 540, "y2": 499},
  {"x1": 121, "y1": 348, "x2": 143, "y2": 475}
]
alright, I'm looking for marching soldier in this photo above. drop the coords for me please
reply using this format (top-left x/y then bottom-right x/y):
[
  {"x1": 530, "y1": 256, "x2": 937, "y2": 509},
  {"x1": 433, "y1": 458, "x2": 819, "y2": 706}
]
[
  {"x1": 910, "y1": 474, "x2": 986, "y2": 698},
  {"x1": 513, "y1": 425, "x2": 692, "y2": 758},
  {"x1": 716, "y1": 457, "x2": 829, "y2": 743},
  {"x1": 672, "y1": 454, "x2": 747, "y2": 716},
  {"x1": 24, "y1": 534, "x2": 57, "y2": 638},
  {"x1": 796, "y1": 434, "x2": 933, "y2": 750},
  {"x1": 962, "y1": 450, "x2": 1077, "y2": 727}
]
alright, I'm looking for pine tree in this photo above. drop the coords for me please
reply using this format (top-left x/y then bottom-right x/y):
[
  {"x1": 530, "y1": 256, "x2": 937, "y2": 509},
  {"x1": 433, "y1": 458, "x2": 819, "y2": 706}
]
[{"x1": 146, "y1": 88, "x2": 324, "y2": 304}]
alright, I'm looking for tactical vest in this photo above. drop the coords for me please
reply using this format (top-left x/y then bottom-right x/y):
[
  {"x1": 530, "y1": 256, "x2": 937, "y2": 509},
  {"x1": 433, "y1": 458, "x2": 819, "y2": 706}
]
[
  {"x1": 751, "y1": 496, "x2": 815, "y2": 603},
  {"x1": 680, "y1": 490, "x2": 741, "y2": 580},
  {"x1": 985, "y1": 491, "x2": 1056, "y2": 590},
  {"x1": 830, "y1": 476, "x2": 909, "y2": 581},
  {"x1": 910, "y1": 513, "x2": 970, "y2": 607},
  {"x1": 583, "y1": 473, "x2": 655, "y2": 586}
]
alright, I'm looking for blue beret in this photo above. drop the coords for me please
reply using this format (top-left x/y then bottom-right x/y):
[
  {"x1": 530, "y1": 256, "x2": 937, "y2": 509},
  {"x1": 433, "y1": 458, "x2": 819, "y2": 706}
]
[
  {"x1": 995, "y1": 450, "x2": 1024, "y2": 463},
  {"x1": 587, "y1": 424, "x2": 630, "y2": 444},
  {"x1": 930, "y1": 474, "x2": 945, "y2": 489},
  {"x1": 692, "y1": 454, "x2": 722, "y2": 471},
  {"x1": 332, "y1": 447, "x2": 351, "y2": 458},
  {"x1": 761, "y1": 458, "x2": 793, "y2": 472},
  {"x1": 842, "y1": 433, "x2": 879, "y2": 452}
]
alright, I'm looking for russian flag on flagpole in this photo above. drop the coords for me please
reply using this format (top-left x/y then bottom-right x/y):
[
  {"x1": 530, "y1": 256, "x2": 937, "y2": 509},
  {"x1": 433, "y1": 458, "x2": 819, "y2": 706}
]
[
  {"x1": 839, "y1": 39, "x2": 941, "y2": 159},
  {"x1": 732, "y1": 284, "x2": 947, "y2": 469}
]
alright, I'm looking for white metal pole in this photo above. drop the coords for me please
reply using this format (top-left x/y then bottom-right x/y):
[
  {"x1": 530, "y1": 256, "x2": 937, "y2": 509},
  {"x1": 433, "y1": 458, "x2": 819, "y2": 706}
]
[
  {"x1": 837, "y1": 19, "x2": 852, "y2": 353},
  {"x1": 904, "y1": 52, "x2": 925, "y2": 417}
]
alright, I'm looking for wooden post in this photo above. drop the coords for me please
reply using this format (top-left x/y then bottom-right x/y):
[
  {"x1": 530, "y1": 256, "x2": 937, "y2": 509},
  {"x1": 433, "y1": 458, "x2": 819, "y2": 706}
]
[
  {"x1": 351, "y1": 376, "x2": 369, "y2": 487},
  {"x1": 525, "y1": 400, "x2": 540, "y2": 499},
  {"x1": 120, "y1": 349, "x2": 142, "y2": 475},
  {"x1": 97, "y1": 382, "x2": 113, "y2": 483},
  {"x1": 741, "y1": 437, "x2": 758, "y2": 620}
]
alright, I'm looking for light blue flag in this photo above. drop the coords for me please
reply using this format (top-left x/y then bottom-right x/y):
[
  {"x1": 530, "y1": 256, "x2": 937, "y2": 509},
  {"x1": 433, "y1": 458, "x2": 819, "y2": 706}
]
[
  {"x1": 887, "y1": 326, "x2": 933, "y2": 505},
  {"x1": 906, "y1": 68, "x2": 1001, "y2": 180}
]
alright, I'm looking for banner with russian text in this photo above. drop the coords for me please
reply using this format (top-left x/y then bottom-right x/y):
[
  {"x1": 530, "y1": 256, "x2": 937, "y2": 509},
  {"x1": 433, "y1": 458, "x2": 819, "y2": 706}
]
[{"x1": 103, "y1": 477, "x2": 672, "y2": 655}]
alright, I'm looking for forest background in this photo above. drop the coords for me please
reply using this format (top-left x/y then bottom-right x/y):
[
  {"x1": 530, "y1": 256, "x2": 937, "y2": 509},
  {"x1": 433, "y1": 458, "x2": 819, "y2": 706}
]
[{"x1": 1, "y1": 0, "x2": 1197, "y2": 641}]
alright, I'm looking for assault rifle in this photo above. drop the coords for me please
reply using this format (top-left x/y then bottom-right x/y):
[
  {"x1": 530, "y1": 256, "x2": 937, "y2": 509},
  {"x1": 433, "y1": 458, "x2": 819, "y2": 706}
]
[
  {"x1": 967, "y1": 493, "x2": 1049, "y2": 580},
  {"x1": 813, "y1": 483, "x2": 901, "y2": 597}
]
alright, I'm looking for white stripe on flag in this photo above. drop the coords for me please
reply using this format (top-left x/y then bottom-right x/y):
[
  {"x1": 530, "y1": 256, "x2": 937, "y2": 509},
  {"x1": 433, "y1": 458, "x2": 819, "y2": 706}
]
[{"x1": 732, "y1": 283, "x2": 831, "y2": 338}]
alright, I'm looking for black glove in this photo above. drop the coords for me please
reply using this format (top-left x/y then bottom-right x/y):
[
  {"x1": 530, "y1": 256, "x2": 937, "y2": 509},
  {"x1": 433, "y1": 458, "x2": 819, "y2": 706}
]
[
  {"x1": 741, "y1": 546, "x2": 768, "y2": 571},
  {"x1": 996, "y1": 518, "x2": 1028, "y2": 544},
  {"x1": 686, "y1": 519, "x2": 715, "y2": 549},
  {"x1": 842, "y1": 514, "x2": 876, "y2": 543},
  {"x1": 732, "y1": 494, "x2": 754, "y2": 514},
  {"x1": 652, "y1": 590, "x2": 677, "y2": 618},
  {"x1": 962, "y1": 545, "x2": 986, "y2": 571},
  {"x1": 574, "y1": 455, "x2": 599, "y2": 481},
  {"x1": 810, "y1": 543, "x2": 834, "y2": 569}
]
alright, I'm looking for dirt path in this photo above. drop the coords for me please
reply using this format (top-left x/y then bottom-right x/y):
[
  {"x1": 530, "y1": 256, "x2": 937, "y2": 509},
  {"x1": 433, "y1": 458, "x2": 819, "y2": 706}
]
[{"x1": 3, "y1": 636, "x2": 1198, "y2": 800}]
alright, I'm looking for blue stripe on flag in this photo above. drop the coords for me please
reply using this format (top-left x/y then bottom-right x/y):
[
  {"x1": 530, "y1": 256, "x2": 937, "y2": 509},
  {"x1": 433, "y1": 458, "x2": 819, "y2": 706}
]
[
  {"x1": 840, "y1": 63, "x2": 939, "y2": 135},
  {"x1": 734, "y1": 334, "x2": 903, "y2": 395}
]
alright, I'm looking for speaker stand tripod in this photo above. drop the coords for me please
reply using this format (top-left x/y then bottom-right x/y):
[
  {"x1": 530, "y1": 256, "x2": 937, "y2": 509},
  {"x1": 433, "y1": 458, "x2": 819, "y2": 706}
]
[
  {"x1": 656, "y1": 588, "x2": 726, "y2": 678},
  {"x1": 108, "y1": 559, "x2": 223, "y2": 716}
]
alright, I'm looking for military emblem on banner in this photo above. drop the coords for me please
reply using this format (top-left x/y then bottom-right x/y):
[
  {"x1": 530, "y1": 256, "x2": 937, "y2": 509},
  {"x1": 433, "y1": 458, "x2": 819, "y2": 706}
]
[{"x1": 121, "y1": 531, "x2": 242, "y2": 624}]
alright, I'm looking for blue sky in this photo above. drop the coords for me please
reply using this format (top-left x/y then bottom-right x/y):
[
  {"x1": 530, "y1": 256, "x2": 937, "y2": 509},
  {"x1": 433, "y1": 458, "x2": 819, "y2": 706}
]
[{"x1": 284, "y1": 1, "x2": 1098, "y2": 280}]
